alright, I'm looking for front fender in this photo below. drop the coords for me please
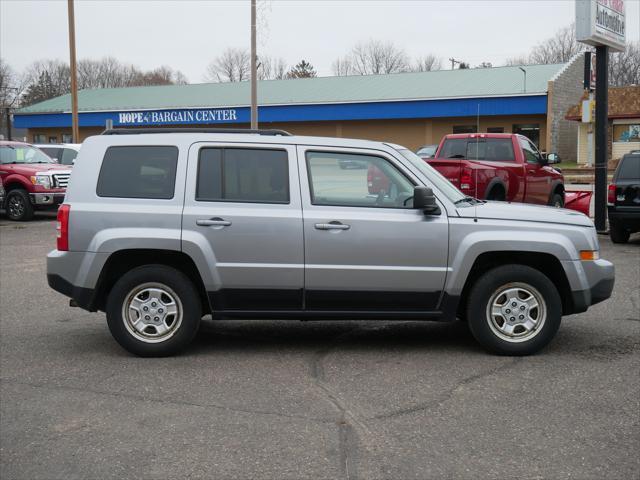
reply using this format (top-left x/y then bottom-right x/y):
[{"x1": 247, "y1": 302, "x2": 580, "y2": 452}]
[{"x1": 445, "y1": 229, "x2": 580, "y2": 296}]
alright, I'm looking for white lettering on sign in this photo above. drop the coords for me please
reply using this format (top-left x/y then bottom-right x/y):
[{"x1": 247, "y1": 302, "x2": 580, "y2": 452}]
[
  {"x1": 576, "y1": 0, "x2": 626, "y2": 52},
  {"x1": 116, "y1": 108, "x2": 239, "y2": 126}
]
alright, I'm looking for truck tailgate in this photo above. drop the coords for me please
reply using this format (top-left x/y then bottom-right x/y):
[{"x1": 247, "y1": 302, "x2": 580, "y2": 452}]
[{"x1": 426, "y1": 159, "x2": 461, "y2": 188}]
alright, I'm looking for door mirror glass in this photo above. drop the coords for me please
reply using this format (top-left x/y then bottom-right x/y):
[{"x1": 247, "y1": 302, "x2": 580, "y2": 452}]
[
  {"x1": 413, "y1": 186, "x2": 440, "y2": 215},
  {"x1": 546, "y1": 153, "x2": 560, "y2": 164}
]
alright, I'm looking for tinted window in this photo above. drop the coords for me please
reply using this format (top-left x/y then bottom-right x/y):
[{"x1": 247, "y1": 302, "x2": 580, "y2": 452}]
[
  {"x1": 617, "y1": 155, "x2": 640, "y2": 180},
  {"x1": 306, "y1": 151, "x2": 414, "y2": 208},
  {"x1": 97, "y1": 146, "x2": 178, "y2": 199},
  {"x1": 440, "y1": 139, "x2": 467, "y2": 159},
  {"x1": 40, "y1": 147, "x2": 62, "y2": 161},
  {"x1": 197, "y1": 148, "x2": 289, "y2": 204},
  {"x1": 466, "y1": 138, "x2": 515, "y2": 161},
  {"x1": 61, "y1": 148, "x2": 78, "y2": 165}
]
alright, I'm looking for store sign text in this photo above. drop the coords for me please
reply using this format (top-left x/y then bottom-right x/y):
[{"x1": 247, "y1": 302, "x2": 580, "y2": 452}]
[{"x1": 117, "y1": 109, "x2": 238, "y2": 125}]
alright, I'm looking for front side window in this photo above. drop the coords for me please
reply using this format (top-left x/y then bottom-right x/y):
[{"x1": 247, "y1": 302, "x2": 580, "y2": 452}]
[
  {"x1": 60, "y1": 148, "x2": 78, "y2": 165},
  {"x1": 39, "y1": 147, "x2": 62, "y2": 161},
  {"x1": 197, "y1": 148, "x2": 289, "y2": 204},
  {"x1": 306, "y1": 151, "x2": 414, "y2": 208},
  {"x1": 519, "y1": 138, "x2": 540, "y2": 164},
  {"x1": 97, "y1": 146, "x2": 178, "y2": 199}
]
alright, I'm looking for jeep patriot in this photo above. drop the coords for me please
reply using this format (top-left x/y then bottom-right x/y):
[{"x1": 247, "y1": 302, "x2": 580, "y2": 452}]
[{"x1": 47, "y1": 129, "x2": 615, "y2": 357}]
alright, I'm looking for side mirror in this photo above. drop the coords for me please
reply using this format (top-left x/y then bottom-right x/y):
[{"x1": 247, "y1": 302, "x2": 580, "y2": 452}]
[
  {"x1": 546, "y1": 153, "x2": 560, "y2": 164},
  {"x1": 413, "y1": 186, "x2": 441, "y2": 215}
]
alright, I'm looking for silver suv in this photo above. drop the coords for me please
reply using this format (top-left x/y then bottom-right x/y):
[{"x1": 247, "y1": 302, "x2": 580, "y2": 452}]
[{"x1": 47, "y1": 129, "x2": 615, "y2": 357}]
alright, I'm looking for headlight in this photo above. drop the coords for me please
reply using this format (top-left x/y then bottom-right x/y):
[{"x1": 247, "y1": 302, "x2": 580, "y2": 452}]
[{"x1": 30, "y1": 175, "x2": 52, "y2": 189}]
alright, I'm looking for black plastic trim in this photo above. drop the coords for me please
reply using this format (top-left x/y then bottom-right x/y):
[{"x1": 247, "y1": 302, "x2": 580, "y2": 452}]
[{"x1": 47, "y1": 274, "x2": 97, "y2": 312}]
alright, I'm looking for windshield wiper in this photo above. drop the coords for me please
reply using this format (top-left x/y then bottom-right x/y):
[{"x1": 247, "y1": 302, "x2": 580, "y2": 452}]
[{"x1": 454, "y1": 196, "x2": 479, "y2": 205}]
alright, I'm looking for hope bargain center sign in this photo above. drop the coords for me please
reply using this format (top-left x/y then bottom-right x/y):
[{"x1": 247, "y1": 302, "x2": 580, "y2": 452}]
[
  {"x1": 117, "y1": 108, "x2": 241, "y2": 126},
  {"x1": 576, "y1": 0, "x2": 626, "y2": 51}
]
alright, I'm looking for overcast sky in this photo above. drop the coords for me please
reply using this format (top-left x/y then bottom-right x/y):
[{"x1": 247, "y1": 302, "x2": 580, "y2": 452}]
[{"x1": 2, "y1": 0, "x2": 639, "y2": 82}]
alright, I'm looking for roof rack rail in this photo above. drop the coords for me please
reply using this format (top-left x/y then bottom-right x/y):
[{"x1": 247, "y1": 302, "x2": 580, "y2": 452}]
[{"x1": 101, "y1": 127, "x2": 292, "y2": 136}]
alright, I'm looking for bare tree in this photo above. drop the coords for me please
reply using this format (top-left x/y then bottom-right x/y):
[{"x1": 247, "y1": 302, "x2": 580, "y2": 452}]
[
  {"x1": 504, "y1": 55, "x2": 531, "y2": 66},
  {"x1": 0, "y1": 59, "x2": 26, "y2": 108},
  {"x1": 413, "y1": 54, "x2": 442, "y2": 72},
  {"x1": 529, "y1": 23, "x2": 582, "y2": 64},
  {"x1": 332, "y1": 57, "x2": 354, "y2": 76},
  {"x1": 21, "y1": 60, "x2": 71, "y2": 106},
  {"x1": 349, "y1": 40, "x2": 410, "y2": 75},
  {"x1": 205, "y1": 48, "x2": 250, "y2": 82},
  {"x1": 609, "y1": 41, "x2": 640, "y2": 87},
  {"x1": 257, "y1": 55, "x2": 287, "y2": 80}
]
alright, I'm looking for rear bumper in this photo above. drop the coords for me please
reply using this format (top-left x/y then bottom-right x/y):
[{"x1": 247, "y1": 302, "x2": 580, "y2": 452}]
[
  {"x1": 570, "y1": 259, "x2": 615, "y2": 314},
  {"x1": 47, "y1": 273, "x2": 96, "y2": 311},
  {"x1": 608, "y1": 208, "x2": 640, "y2": 230}
]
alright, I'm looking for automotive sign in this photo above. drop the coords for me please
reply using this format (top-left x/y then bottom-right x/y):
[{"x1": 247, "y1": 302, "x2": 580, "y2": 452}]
[{"x1": 576, "y1": 0, "x2": 626, "y2": 52}]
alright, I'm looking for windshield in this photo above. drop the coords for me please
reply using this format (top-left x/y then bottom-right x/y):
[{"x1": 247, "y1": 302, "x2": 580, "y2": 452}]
[
  {"x1": 0, "y1": 145, "x2": 56, "y2": 165},
  {"x1": 416, "y1": 145, "x2": 437, "y2": 157},
  {"x1": 395, "y1": 148, "x2": 467, "y2": 203}
]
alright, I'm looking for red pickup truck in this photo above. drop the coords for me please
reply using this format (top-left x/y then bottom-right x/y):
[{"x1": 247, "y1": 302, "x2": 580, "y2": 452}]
[
  {"x1": 0, "y1": 141, "x2": 72, "y2": 221},
  {"x1": 426, "y1": 133, "x2": 565, "y2": 207}
]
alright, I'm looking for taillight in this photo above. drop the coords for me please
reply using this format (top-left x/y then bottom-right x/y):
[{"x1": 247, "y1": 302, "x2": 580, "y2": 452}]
[
  {"x1": 57, "y1": 204, "x2": 70, "y2": 251},
  {"x1": 460, "y1": 167, "x2": 473, "y2": 191},
  {"x1": 607, "y1": 184, "x2": 616, "y2": 206}
]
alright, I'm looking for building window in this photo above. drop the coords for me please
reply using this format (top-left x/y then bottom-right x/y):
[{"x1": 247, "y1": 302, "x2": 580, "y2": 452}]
[
  {"x1": 33, "y1": 134, "x2": 47, "y2": 143},
  {"x1": 48, "y1": 136, "x2": 57, "y2": 144},
  {"x1": 452, "y1": 125, "x2": 477, "y2": 134},
  {"x1": 513, "y1": 124, "x2": 540, "y2": 147},
  {"x1": 62, "y1": 134, "x2": 73, "y2": 143},
  {"x1": 487, "y1": 127, "x2": 504, "y2": 133},
  {"x1": 613, "y1": 124, "x2": 640, "y2": 142}
]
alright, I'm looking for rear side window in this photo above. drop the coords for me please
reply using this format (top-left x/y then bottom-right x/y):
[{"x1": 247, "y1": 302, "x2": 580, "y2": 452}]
[
  {"x1": 617, "y1": 155, "x2": 640, "y2": 180},
  {"x1": 197, "y1": 148, "x2": 289, "y2": 203},
  {"x1": 439, "y1": 139, "x2": 467, "y2": 159},
  {"x1": 466, "y1": 138, "x2": 515, "y2": 161},
  {"x1": 97, "y1": 146, "x2": 178, "y2": 199}
]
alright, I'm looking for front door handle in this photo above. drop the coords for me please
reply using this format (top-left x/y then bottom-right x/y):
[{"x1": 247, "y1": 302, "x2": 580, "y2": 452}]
[
  {"x1": 196, "y1": 217, "x2": 232, "y2": 227},
  {"x1": 314, "y1": 222, "x2": 350, "y2": 231}
]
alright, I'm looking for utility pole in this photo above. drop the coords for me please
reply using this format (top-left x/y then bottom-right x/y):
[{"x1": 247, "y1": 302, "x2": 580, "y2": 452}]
[
  {"x1": 67, "y1": 0, "x2": 80, "y2": 143},
  {"x1": 594, "y1": 45, "x2": 608, "y2": 233},
  {"x1": 250, "y1": 0, "x2": 258, "y2": 129},
  {"x1": 449, "y1": 57, "x2": 460, "y2": 70}
]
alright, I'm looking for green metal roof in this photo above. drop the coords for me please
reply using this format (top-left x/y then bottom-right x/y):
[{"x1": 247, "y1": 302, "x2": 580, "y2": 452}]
[{"x1": 18, "y1": 63, "x2": 564, "y2": 114}]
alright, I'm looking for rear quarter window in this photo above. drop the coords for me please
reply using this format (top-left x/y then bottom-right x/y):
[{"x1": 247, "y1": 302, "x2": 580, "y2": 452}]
[{"x1": 96, "y1": 146, "x2": 179, "y2": 199}]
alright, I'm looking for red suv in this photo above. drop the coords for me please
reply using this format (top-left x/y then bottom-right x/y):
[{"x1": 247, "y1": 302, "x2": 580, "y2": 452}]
[{"x1": 0, "y1": 141, "x2": 72, "y2": 221}]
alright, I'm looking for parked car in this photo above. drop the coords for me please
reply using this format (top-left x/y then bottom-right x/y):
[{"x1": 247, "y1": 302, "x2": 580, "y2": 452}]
[
  {"x1": 47, "y1": 129, "x2": 614, "y2": 357},
  {"x1": 0, "y1": 141, "x2": 72, "y2": 221},
  {"x1": 35, "y1": 143, "x2": 81, "y2": 166},
  {"x1": 608, "y1": 152, "x2": 640, "y2": 243},
  {"x1": 426, "y1": 133, "x2": 564, "y2": 206},
  {"x1": 0, "y1": 178, "x2": 5, "y2": 209},
  {"x1": 416, "y1": 144, "x2": 438, "y2": 158}
]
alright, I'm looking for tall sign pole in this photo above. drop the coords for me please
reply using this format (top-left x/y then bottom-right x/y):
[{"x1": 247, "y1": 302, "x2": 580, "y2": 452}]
[
  {"x1": 250, "y1": 0, "x2": 258, "y2": 129},
  {"x1": 67, "y1": 0, "x2": 80, "y2": 142},
  {"x1": 576, "y1": 0, "x2": 626, "y2": 233}
]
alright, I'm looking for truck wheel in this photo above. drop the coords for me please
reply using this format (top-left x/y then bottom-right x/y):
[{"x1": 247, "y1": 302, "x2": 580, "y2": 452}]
[
  {"x1": 549, "y1": 193, "x2": 564, "y2": 208},
  {"x1": 106, "y1": 265, "x2": 202, "y2": 357},
  {"x1": 466, "y1": 265, "x2": 562, "y2": 355},
  {"x1": 6, "y1": 189, "x2": 34, "y2": 221},
  {"x1": 486, "y1": 187, "x2": 505, "y2": 201},
  {"x1": 609, "y1": 222, "x2": 630, "y2": 244}
]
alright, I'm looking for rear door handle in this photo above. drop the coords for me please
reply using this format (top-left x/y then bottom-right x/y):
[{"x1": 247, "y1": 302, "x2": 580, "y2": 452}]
[
  {"x1": 314, "y1": 222, "x2": 350, "y2": 231},
  {"x1": 196, "y1": 217, "x2": 231, "y2": 227}
]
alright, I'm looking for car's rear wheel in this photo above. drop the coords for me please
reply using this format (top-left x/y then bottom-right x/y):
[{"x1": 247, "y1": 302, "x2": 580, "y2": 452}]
[
  {"x1": 609, "y1": 222, "x2": 630, "y2": 244},
  {"x1": 466, "y1": 264, "x2": 562, "y2": 355},
  {"x1": 550, "y1": 192, "x2": 564, "y2": 208},
  {"x1": 106, "y1": 265, "x2": 202, "y2": 356},
  {"x1": 6, "y1": 189, "x2": 34, "y2": 221}
]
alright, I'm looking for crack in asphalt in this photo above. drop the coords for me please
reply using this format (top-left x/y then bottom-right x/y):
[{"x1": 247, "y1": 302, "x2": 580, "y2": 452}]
[
  {"x1": 0, "y1": 377, "x2": 337, "y2": 425},
  {"x1": 372, "y1": 357, "x2": 522, "y2": 420}
]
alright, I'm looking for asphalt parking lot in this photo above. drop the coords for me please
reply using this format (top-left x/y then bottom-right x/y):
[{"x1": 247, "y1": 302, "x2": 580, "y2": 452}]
[{"x1": 1, "y1": 213, "x2": 638, "y2": 480}]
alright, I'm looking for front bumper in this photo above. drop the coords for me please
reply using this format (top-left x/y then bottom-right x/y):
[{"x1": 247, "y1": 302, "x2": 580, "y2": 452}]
[
  {"x1": 570, "y1": 259, "x2": 615, "y2": 314},
  {"x1": 30, "y1": 192, "x2": 65, "y2": 206}
]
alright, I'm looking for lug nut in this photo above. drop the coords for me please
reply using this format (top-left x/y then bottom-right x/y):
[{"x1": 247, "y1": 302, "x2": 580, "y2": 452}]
[
  {"x1": 158, "y1": 308, "x2": 163, "y2": 313},
  {"x1": 143, "y1": 306, "x2": 149, "y2": 311},
  {"x1": 519, "y1": 315, "x2": 524, "y2": 320},
  {"x1": 154, "y1": 316, "x2": 159, "y2": 321},
  {"x1": 144, "y1": 315, "x2": 150, "y2": 320},
  {"x1": 506, "y1": 309, "x2": 511, "y2": 314},
  {"x1": 510, "y1": 317, "x2": 516, "y2": 321},
  {"x1": 512, "y1": 302, "x2": 517, "y2": 307},
  {"x1": 520, "y1": 305, "x2": 525, "y2": 310},
  {"x1": 151, "y1": 302, "x2": 157, "y2": 307}
]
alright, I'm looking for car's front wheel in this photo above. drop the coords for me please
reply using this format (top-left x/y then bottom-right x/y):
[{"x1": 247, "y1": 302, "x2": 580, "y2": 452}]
[
  {"x1": 6, "y1": 189, "x2": 34, "y2": 221},
  {"x1": 466, "y1": 265, "x2": 562, "y2": 355},
  {"x1": 106, "y1": 265, "x2": 202, "y2": 356}
]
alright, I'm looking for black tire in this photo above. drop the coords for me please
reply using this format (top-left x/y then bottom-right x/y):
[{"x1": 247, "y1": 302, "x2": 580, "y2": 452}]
[
  {"x1": 549, "y1": 192, "x2": 564, "y2": 208},
  {"x1": 106, "y1": 265, "x2": 202, "y2": 357},
  {"x1": 486, "y1": 187, "x2": 505, "y2": 201},
  {"x1": 609, "y1": 222, "x2": 630, "y2": 244},
  {"x1": 466, "y1": 264, "x2": 562, "y2": 356},
  {"x1": 5, "y1": 189, "x2": 34, "y2": 221}
]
